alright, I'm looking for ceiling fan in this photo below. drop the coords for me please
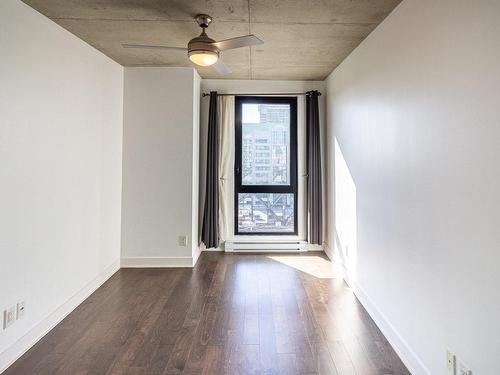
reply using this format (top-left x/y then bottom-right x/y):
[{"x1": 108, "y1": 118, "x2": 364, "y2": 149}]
[{"x1": 122, "y1": 14, "x2": 264, "y2": 75}]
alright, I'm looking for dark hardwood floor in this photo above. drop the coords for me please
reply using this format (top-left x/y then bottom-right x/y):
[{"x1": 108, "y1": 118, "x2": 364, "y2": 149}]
[{"x1": 5, "y1": 253, "x2": 410, "y2": 375}]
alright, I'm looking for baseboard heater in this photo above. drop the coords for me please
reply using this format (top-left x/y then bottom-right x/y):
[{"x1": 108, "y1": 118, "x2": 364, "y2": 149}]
[{"x1": 225, "y1": 240, "x2": 309, "y2": 252}]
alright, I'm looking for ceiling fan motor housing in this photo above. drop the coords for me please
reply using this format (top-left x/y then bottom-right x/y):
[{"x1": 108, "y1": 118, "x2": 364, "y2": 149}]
[
  {"x1": 188, "y1": 14, "x2": 220, "y2": 66},
  {"x1": 189, "y1": 14, "x2": 219, "y2": 58},
  {"x1": 188, "y1": 33, "x2": 219, "y2": 56}
]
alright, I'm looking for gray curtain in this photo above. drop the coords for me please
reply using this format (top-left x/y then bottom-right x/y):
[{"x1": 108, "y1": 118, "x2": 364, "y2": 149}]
[
  {"x1": 306, "y1": 90, "x2": 322, "y2": 245},
  {"x1": 202, "y1": 91, "x2": 219, "y2": 248}
]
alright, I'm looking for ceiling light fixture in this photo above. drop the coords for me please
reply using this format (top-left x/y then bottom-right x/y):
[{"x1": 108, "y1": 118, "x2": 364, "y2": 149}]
[
  {"x1": 122, "y1": 14, "x2": 263, "y2": 74},
  {"x1": 189, "y1": 51, "x2": 218, "y2": 66},
  {"x1": 187, "y1": 16, "x2": 219, "y2": 67}
]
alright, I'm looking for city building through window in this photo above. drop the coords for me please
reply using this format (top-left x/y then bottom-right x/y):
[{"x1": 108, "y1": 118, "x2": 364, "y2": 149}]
[{"x1": 235, "y1": 97, "x2": 298, "y2": 234}]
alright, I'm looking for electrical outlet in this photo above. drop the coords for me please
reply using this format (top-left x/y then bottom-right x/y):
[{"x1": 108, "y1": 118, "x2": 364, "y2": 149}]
[
  {"x1": 447, "y1": 349, "x2": 456, "y2": 374},
  {"x1": 17, "y1": 301, "x2": 25, "y2": 319},
  {"x1": 457, "y1": 359, "x2": 472, "y2": 375},
  {"x1": 3, "y1": 306, "x2": 16, "y2": 329},
  {"x1": 178, "y1": 235, "x2": 188, "y2": 247}
]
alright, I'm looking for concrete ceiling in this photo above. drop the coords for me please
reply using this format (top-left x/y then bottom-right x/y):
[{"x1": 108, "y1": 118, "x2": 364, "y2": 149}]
[{"x1": 22, "y1": 0, "x2": 401, "y2": 80}]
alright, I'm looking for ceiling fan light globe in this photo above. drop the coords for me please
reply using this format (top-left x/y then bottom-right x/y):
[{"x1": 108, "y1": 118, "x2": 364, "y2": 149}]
[{"x1": 189, "y1": 51, "x2": 218, "y2": 66}]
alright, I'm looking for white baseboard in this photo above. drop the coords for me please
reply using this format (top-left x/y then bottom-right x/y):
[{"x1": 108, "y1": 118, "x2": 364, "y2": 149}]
[
  {"x1": 0, "y1": 259, "x2": 120, "y2": 373},
  {"x1": 192, "y1": 246, "x2": 202, "y2": 267},
  {"x1": 350, "y1": 282, "x2": 431, "y2": 375},
  {"x1": 203, "y1": 247, "x2": 224, "y2": 252},
  {"x1": 121, "y1": 256, "x2": 194, "y2": 268},
  {"x1": 324, "y1": 240, "x2": 429, "y2": 375},
  {"x1": 323, "y1": 242, "x2": 335, "y2": 261}
]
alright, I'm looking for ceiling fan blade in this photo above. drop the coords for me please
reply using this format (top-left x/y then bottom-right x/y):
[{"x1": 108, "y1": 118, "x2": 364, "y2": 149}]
[
  {"x1": 213, "y1": 60, "x2": 231, "y2": 75},
  {"x1": 122, "y1": 43, "x2": 187, "y2": 51},
  {"x1": 213, "y1": 35, "x2": 263, "y2": 51}
]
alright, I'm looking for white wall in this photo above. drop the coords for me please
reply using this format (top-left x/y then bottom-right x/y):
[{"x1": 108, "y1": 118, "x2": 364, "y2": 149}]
[
  {"x1": 192, "y1": 72, "x2": 202, "y2": 263},
  {"x1": 0, "y1": 0, "x2": 123, "y2": 371},
  {"x1": 200, "y1": 80, "x2": 326, "y2": 248},
  {"x1": 121, "y1": 67, "x2": 201, "y2": 266},
  {"x1": 325, "y1": 0, "x2": 500, "y2": 374}
]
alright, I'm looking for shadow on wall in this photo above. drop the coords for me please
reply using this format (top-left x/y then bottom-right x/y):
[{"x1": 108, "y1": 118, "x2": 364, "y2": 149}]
[{"x1": 334, "y1": 138, "x2": 358, "y2": 285}]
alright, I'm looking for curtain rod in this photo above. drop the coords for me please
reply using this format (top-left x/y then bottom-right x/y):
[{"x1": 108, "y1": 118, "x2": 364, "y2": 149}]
[{"x1": 201, "y1": 92, "x2": 321, "y2": 97}]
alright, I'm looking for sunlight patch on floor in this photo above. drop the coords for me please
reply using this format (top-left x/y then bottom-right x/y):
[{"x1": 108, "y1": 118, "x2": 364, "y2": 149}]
[{"x1": 267, "y1": 255, "x2": 343, "y2": 279}]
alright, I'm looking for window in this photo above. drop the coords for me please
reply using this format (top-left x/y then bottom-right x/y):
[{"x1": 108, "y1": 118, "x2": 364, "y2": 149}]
[{"x1": 235, "y1": 96, "x2": 297, "y2": 234}]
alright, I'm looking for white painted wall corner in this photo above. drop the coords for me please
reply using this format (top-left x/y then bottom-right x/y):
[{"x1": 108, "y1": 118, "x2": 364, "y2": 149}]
[
  {"x1": 0, "y1": 260, "x2": 120, "y2": 373},
  {"x1": 328, "y1": 242, "x2": 430, "y2": 375},
  {"x1": 351, "y1": 282, "x2": 432, "y2": 375}
]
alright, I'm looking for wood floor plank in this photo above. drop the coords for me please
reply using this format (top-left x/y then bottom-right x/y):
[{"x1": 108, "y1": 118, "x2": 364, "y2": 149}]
[{"x1": 4, "y1": 253, "x2": 410, "y2": 375}]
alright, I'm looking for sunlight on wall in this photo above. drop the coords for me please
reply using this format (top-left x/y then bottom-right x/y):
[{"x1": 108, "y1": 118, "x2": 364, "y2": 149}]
[
  {"x1": 267, "y1": 255, "x2": 343, "y2": 279},
  {"x1": 334, "y1": 138, "x2": 358, "y2": 285}
]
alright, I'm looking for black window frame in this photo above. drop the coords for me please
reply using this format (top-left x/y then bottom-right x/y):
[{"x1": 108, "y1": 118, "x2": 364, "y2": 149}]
[{"x1": 234, "y1": 96, "x2": 298, "y2": 236}]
